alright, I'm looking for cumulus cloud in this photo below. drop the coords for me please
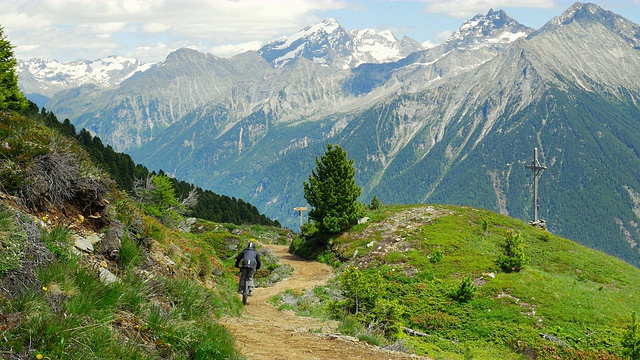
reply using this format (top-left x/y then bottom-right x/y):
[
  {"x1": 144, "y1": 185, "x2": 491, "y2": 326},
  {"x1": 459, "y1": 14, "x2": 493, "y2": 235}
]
[
  {"x1": 0, "y1": 0, "x2": 348, "y2": 61},
  {"x1": 209, "y1": 41, "x2": 265, "y2": 59},
  {"x1": 419, "y1": 0, "x2": 555, "y2": 18}
]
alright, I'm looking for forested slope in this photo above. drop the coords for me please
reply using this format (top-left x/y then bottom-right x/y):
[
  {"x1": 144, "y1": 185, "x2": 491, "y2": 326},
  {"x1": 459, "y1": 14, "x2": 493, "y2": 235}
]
[{"x1": 33, "y1": 106, "x2": 280, "y2": 227}]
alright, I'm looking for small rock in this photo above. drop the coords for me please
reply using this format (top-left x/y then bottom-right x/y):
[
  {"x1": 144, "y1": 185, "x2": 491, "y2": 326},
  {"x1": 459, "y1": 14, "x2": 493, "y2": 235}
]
[
  {"x1": 164, "y1": 256, "x2": 175, "y2": 266},
  {"x1": 74, "y1": 235, "x2": 94, "y2": 252},
  {"x1": 86, "y1": 233, "x2": 102, "y2": 245},
  {"x1": 178, "y1": 217, "x2": 197, "y2": 232},
  {"x1": 99, "y1": 267, "x2": 120, "y2": 285}
]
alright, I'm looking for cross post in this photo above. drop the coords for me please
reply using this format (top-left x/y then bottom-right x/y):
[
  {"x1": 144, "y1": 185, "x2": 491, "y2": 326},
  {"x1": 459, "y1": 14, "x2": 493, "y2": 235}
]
[{"x1": 525, "y1": 148, "x2": 547, "y2": 223}]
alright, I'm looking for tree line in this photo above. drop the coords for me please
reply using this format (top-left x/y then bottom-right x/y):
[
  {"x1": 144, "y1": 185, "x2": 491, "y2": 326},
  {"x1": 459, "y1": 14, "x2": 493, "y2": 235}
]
[{"x1": 33, "y1": 106, "x2": 280, "y2": 227}]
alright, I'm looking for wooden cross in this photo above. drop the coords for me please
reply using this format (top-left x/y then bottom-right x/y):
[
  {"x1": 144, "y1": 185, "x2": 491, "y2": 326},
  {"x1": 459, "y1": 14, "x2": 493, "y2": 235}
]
[{"x1": 525, "y1": 148, "x2": 547, "y2": 223}]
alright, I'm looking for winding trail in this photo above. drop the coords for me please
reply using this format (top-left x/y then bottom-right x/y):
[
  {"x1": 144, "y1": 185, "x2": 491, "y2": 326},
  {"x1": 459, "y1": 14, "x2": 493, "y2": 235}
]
[{"x1": 220, "y1": 245, "x2": 422, "y2": 360}]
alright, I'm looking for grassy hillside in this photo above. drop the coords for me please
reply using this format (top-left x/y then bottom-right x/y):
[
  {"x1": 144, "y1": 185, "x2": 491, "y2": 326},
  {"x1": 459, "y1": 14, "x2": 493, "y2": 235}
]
[
  {"x1": 286, "y1": 204, "x2": 640, "y2": 359},
  {"x1": 0, "y1": 111, "x2": 292, "y2": 358}
]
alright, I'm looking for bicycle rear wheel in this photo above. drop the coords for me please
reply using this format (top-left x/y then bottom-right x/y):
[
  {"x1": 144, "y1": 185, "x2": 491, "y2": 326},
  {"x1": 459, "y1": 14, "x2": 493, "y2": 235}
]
[{"x1": 242, "y1": 280, "x2": 249, "y2": 305}]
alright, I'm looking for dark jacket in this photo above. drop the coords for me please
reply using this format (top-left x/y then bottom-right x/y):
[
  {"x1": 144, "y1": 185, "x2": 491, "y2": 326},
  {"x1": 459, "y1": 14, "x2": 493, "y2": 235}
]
[{"x1": 235, "y1": 247, "x2": 261, "y2": 270}]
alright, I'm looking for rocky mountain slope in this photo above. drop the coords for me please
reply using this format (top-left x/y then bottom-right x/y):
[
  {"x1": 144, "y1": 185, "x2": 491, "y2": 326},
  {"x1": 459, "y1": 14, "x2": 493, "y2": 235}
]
[{"x1": 35, "y1": 3, "x2": 640, "y2": 266}]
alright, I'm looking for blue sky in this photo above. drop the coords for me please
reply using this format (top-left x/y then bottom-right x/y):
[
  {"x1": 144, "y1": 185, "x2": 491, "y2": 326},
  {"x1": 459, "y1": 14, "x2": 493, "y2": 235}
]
[{"x1": 2, "y1": 0, "x2": 639, "y2": 63}]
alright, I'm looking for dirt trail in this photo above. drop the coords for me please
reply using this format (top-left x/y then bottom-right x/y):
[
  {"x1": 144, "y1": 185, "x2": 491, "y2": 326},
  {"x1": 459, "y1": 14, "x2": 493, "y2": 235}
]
[{"x1": 220, "y1": 245, "x2": 422, "y2": 360}]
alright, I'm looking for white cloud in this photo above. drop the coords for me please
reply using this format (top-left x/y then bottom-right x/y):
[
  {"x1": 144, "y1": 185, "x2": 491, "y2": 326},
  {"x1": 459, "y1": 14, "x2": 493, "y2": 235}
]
[
  {"x1": 434, "y1": 30, "x2": 453, "y2": 43},
  {"x1": 209, "y1": 41, "x2": 264, "y2": 58},
  {"x1": 419, "y1": 0, "x2": 555, "y2": 18},
  {"x1": 129, "y1": 43, "x2": 171, "y2": 63},
  {"x1": 1, "y1": 0, "x2": 348, "y2": 61},
  {"x1": 143, "y1": 23, "x2": 172, "y2": 34}
]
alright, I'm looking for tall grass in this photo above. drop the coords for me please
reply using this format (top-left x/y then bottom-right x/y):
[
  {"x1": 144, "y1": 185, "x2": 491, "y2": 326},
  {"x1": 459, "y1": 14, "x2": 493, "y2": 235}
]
[
  {"x1": 0, "y1": 206, "x2": 26, "y2": 273},
  {"x1": 0, "y1": 250, "x2": 243, "y2": 359}
]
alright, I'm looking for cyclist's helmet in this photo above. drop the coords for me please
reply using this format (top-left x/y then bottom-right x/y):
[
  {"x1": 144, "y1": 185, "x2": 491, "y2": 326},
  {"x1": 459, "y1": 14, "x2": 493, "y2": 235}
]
[{"x1": 248, "y1": 242, "x2": 255, "y2": 249}]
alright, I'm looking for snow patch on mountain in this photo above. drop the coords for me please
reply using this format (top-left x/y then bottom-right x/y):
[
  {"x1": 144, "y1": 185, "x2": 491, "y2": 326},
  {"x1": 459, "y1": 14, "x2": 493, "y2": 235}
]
[{"x1": 17, "y1": 56, "x2": 157, "y2": 98}]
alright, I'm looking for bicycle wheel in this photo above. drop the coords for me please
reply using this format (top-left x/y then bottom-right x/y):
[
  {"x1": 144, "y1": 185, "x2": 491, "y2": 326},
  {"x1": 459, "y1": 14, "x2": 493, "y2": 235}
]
[{"x1": 242, "y1": 280, "x2": 249, "y2": 305}]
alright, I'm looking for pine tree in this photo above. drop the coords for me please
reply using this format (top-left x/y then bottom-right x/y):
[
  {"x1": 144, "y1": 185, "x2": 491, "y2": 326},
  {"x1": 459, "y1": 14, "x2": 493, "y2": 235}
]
[
  {"x1": 0, "y1": 26, "x2": 27, "y2": 111},
  {"x1": 496, "y1": 231, "x2": 527, "y2": 272},
  {"x1": 370, "y1": 195, "x2": 381, "y2": 210},
  {"x1": 304, "y1": 143, "x2": 363, "y2": 234}
]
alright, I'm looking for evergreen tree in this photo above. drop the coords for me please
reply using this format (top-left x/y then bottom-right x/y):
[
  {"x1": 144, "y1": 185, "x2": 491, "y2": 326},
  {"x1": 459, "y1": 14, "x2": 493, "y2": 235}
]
[
  {"x1": 369, "y1": 195, "x2": 381, "y2": 210},
  {"x1": 496, "y1": 231, "x2": 527, "y2": 272},
  {"x1": 0, "y1": 26, "x2": 27, "y2": 111},
  {"x1": 304, "y1": 143, "x2": 362, "y2": 234}
]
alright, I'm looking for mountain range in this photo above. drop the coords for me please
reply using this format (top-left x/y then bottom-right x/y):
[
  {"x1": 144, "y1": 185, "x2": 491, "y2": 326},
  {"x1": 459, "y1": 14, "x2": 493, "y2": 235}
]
[{"x1": 17, "y1": 2, "x2": 640, "y2": 266}]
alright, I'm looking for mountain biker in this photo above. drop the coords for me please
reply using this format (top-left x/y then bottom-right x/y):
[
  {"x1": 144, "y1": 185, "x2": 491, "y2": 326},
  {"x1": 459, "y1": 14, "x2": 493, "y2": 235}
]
[{"x1": 234, "y1": 242, "x2": 261, "y2": 296}]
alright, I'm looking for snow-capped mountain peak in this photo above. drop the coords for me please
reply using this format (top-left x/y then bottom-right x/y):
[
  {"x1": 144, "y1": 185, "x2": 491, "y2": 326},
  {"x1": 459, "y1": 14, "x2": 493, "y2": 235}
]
[
  {"x1": 446, "y1": 8, "x2": 534, "y2": 49},
  {"x1": 258, "y1": 18, "x2": 424, "y2": 69},
  {"x1": 272, "y1": 18, "x2": 343, "y2": 51},
  {"x1": 17, "y1": 56, "x2": 157, "y2": 100}
]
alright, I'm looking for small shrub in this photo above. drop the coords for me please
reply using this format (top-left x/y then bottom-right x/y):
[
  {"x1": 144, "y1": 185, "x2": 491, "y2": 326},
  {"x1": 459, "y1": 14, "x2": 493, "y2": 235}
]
[
  {"x1": 622, "y1": 312, "x2": 640, "y2": 360},
  {"x1": 463, "y1": 343, "x2": 474, "y2": 360},
  {"x1": 373, "y1": 298, "x2": 405, "y2": 338},
  {"x1": 430, "y1": 248, "x2": 444, "y2": 264},
  {"x1": 451, "y1": 275, "x2": 476, "y2": 303},
  {"x1": 338, "y1": 314, "x2": 364, "y2": 336},
  {"x1": 358, "y1": 333, "x2": 382, "y2": 346},
  {"x1": 496, "y1": 231, "x2": 526, "y2": 272},
  {"x1": 317, "y1": 250, "x2": 341, "y2": 267},
  {"x1": 482, "y1": 218, "x2": 490, "y2": 233},
  {"x1": 539, "y1": 230, "x2": 552, "y2": 242},
  {"x1": 339, "y1": 266, "x2": 382, "y2": 315}
]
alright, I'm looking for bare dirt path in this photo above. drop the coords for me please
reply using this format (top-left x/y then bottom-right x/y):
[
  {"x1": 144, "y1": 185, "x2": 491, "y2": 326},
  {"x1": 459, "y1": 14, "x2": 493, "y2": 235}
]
[{"x1": 220, "y1": 244, "x2": 423, "y2": 360}]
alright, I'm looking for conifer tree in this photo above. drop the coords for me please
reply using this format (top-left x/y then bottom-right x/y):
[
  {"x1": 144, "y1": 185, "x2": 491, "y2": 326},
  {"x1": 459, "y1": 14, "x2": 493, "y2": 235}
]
[
  {"x1": 0, "y1": 26, "x2": 27, "y2": 111},
  {"x1": 304, "y1": 143, "x2": 362, "y2": 234}
]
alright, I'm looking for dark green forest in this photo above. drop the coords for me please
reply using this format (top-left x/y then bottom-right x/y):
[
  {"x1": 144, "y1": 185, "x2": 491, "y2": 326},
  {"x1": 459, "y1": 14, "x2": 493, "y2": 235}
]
[{"x1": 30, "y1": 104, "x2": 280, "y2": 227}]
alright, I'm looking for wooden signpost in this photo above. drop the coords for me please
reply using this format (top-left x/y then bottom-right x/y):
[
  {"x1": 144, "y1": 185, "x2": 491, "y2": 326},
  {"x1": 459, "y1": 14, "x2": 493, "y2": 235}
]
[{"x1": 293, "y1": 207, "x2": 308, "y2": 229}]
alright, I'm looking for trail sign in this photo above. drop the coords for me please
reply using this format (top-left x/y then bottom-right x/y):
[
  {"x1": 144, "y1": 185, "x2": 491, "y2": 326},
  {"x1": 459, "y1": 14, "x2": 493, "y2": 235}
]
[{"x1": 294, "y1": 207, "x2": 308, "y2": 229}]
